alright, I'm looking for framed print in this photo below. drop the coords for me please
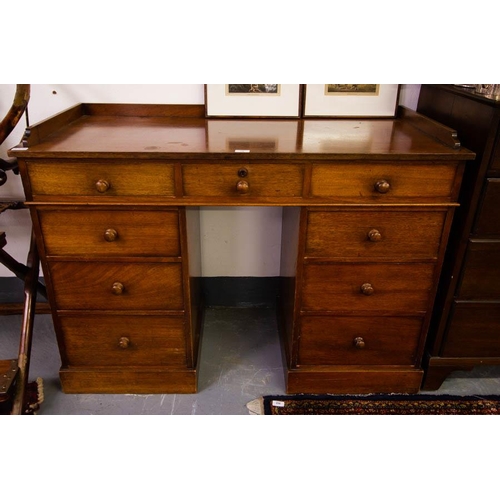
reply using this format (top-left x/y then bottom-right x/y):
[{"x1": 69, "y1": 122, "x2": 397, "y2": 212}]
[
  {"x1": 205, "y1": 84, "x2": 302, "y2": 118},
  {"x1": 303, "y1": 84, "x2": 400, "y2": 117}
]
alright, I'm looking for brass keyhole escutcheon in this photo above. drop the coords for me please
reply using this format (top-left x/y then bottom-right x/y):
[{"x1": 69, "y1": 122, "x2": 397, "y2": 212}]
[{"x1": 238, "y1": 168, "x2": 248, "y2": 178}]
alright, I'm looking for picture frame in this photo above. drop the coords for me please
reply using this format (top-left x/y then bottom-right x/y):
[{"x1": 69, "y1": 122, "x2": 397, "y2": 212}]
[
  {"x1": 303, "y1": 84, "x2": 400, "y2": 118},
  {"x1": 205, "y1": 84, "x2": 302, "y2": 118}
]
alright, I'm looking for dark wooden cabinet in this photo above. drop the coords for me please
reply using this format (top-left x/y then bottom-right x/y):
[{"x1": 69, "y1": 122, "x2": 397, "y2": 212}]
[
  {"x1": 9, "y1": 103, "x2": 473, "y2": 395},
  {"x1": 417, "y1": 84, "x2": 500, "y2": 389}
]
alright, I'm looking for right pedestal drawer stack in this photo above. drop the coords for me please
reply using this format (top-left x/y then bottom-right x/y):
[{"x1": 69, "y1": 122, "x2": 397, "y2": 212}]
[
  {"x1": 417, "y1": 84, "x2": 500, "y2": 389},
  {"x1": 280, "y1": 157, "x2": 466, "y2": 394}
]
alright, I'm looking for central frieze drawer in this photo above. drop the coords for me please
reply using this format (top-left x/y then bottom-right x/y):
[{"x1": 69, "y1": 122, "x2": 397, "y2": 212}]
[
  {"x1": 59, "y1": 315, "x2": 187, "y2": 366},
  {"x1": 26, "y1": 160, "x2": 175, "y2": 198},
  {"x1": 302, "y1": 263, "x2": 435, "y2": 312},
  {"x1": 298, "y1": 316, "x2": 423, "y2": 366},
  {"x1": 49, "y1": 262, "x2": 184, "y2": 310},
  {"x1": 306, "y1": 210, "x2": 445, "y2": 260},
  {"x1": 182, "y1": 163, "x2": 303, "y2": 197},
  {"x1": 310, "y1": 163, "x2": 457, "y2": 199},
  {"x1": 38, "y1": 209, "x2": 180, "y2": 257}
]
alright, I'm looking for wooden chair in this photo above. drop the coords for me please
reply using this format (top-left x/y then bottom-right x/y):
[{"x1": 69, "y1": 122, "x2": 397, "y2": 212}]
[
  {"x1": 0, "y1": 84, "x2": 45, "y2": 414},
  {"x1": 0, "y1": 229, "x2": 43, "y2": 414}
]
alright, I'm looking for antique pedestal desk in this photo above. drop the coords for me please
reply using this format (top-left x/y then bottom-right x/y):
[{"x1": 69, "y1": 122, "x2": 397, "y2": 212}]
[{"x1": 8, "y1": 104, "x2": 474, "y2": 394}]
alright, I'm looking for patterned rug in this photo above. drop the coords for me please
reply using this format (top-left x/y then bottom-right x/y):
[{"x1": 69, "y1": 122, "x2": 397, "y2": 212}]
[{"x1": 247, "y1": 394, "x2": 500, "y2": 415}]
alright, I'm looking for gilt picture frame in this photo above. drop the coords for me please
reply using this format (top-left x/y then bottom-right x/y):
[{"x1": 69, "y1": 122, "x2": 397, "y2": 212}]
[
  {"x1": 205, "y1": 84, "x2": 302, "y2": 118},
  {"x1": 303, "y1": 84, "x2": 400, "y2": 117}
]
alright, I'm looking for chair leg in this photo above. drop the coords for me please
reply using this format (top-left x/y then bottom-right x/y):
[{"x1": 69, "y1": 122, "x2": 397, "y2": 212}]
[
  {"x1": 11, "y1": 231, "x2": 39, "y2": 415},
  {"x1": 0, "y1": 245, "x2": 47, "y2": 300}
]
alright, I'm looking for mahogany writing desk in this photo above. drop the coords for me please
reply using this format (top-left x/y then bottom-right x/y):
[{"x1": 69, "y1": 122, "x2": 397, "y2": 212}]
[{"x1": 8, "y1": 104, "x2": 474, "y2": 394}]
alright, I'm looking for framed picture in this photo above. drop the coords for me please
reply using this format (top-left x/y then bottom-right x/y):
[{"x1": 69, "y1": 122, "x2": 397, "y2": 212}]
[
  {"x1": 303, "y1": 84, "x2": 400, "y2": 117},
  {"x1": 205, "y1": 84, "x2": 302, "y2": 118}
]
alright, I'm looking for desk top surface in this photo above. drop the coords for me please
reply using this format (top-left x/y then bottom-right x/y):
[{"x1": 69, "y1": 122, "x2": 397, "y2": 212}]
[{"x1": 9, "y1": 104, "x2": 475, "y2": 161}]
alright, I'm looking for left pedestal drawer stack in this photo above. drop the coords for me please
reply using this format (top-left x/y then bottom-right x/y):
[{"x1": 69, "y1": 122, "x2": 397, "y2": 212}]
[{"x1": 21, "y1": 159, "x2": 202, "y2": 394}]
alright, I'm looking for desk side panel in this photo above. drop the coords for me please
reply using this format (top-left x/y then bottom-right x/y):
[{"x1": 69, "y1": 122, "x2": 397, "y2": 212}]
[{"x1": 279, "y1": 207, "x2": 303, "y2": 366}]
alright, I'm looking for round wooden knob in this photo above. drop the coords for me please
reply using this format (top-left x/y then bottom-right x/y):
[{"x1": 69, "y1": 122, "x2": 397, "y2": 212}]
[
  {"x1": 236, "y1": 180, "x2": 249, "y2": 194},
  {"x1": 95, "y1": 179, "x2": 110, "y2": 193},
  {"x1": 112, "y1": 282, "x2": 124, "y2": 295},
  {"x1": 353, "y1": 337, "x2": 366, "y2": 349},
  {"x1": 104, "y1": 228, "x2": 118, "y2": 242},
  {"x1": 367, "y1": 229, "x2": 382, "y2": 242},
  {"x1": 118, "y1": 337, "x2": 130, "y2": 349},
  {"x1": 360, "y1": 283, "x2": 374, "y2": 295},
  {"x1": 374, "y1": 179, "x2": 390, "y2": 194}
]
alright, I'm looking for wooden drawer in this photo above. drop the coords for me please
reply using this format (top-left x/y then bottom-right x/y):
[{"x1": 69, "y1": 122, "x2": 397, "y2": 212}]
[
  {"x1": 38, "y1": 209, "x2": 180, "y2": 257},
  {"x1": 306, "y1": 209, "x2": 446, "y2": 260},
  {"x1": 489, "y1": 130, "x2": 500, "y2": 174},
  {"x1": 48, "y1": 262, "x2": 183, "y2": 310},
  {"x1": 298, "y1": 315, "x2": 423, "y2": 365},
  {"x1": 458, "y1": 241, "x2": 500, "y2": 300},
  {"x1": 442, "y1": 303, "x2": 500, "y2": 357},
  {"x1": 302, "y1": 263, "x2": 435, "y2": 312},
  {"x1": 473, "y1": 179, "x2": 500, "y2": 236},
  {"x1": 182, "y1": 163, "x2": 303, "y2": 197},
  {"x1": 26, "y1": 160, "x2": 175, "y2": 198},
  {"x1": 59, "y1": 315, "x2": 187, "y2": 366},
  {"x1": 310, "y1": 162, "x2": 458, "y2": 199}
]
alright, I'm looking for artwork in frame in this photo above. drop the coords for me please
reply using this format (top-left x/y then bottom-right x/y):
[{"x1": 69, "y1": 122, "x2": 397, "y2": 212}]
[
  {"x1": 303, "y1": 84, "x2": 400, "y2": 117},
  {"x1": 205, "y1": 84, "x2": 302, "y2": 118}
]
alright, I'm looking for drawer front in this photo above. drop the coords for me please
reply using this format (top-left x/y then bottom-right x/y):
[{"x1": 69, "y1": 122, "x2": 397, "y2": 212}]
[
  {"x1": 38, "y1": 209, "x2": 180, "y2": 257},
  {"x1": 458, "y1": 241, "x2": 500, "y2": 300},
  {"x1": 489, "y1": 131, "x2": 500, "y2": 173},
  {"x1": 59, "y1": 315, "x2": 187, "y2": 366},
  {"x1": 49, "y1": 262, "x2": 183, "y2": 310},
  {"x1": 182, "y1": 163, "x2": 303, "y2": 197},
  {"x1": 302, "y1": 263, "x2": 435, "y2": 312},
  {"x1": 306, "y1": 210, "x2": 446, "y2": 260},
  {"x1": 473, "y1": 179, "x2": 500, "y2": 236},
  {"x1": 298, "y1": 316, "x2": 423, "y2": 365},
  {"x1": 310, "y1": 163, "x2": 458, "y2": 199},
  {"x1": 442, "y1": 303, "x2": 500, "y2": 357},
  {"x1": 27, "y1": 161, "x2": 175, "y2": 198}
]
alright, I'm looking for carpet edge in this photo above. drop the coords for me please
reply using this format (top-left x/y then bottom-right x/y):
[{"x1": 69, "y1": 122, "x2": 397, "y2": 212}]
[{"x1": 260, "y1": 394, "x2": 500, "y2": 415}]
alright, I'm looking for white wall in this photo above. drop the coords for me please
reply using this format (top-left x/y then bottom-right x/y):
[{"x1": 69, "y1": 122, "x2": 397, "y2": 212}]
[{"x1": 0, "y1": 84, "x2": 421, "y2": 277}]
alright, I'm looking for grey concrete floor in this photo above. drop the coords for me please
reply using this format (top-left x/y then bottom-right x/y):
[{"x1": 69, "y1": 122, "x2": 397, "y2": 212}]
[{"x1": 2, "y1": 307, "x2": 500, "y2": 415}]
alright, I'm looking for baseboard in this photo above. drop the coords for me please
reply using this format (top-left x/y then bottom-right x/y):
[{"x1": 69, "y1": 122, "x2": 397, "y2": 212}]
[
  {"x1": 0, "y1": 277, "x2": 47, "y2": 303},
  {"x1": 202, "y1": 277, "x2": 279, "y2": 307},
  {"x1": 0, "y1": 276, "x2": 278, "y2": 308}
]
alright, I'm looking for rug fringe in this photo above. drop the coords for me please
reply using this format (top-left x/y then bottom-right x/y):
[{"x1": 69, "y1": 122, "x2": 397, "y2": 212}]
[
  {"x1": 246, "y1": 398, "x2": 264, "y2": 415},
  {"x1": 25, "y1": 377, "x2": 44, "y2": 414},
  {"x1": 36, "y1": 377, "x2": 44, "y2": 405}
]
